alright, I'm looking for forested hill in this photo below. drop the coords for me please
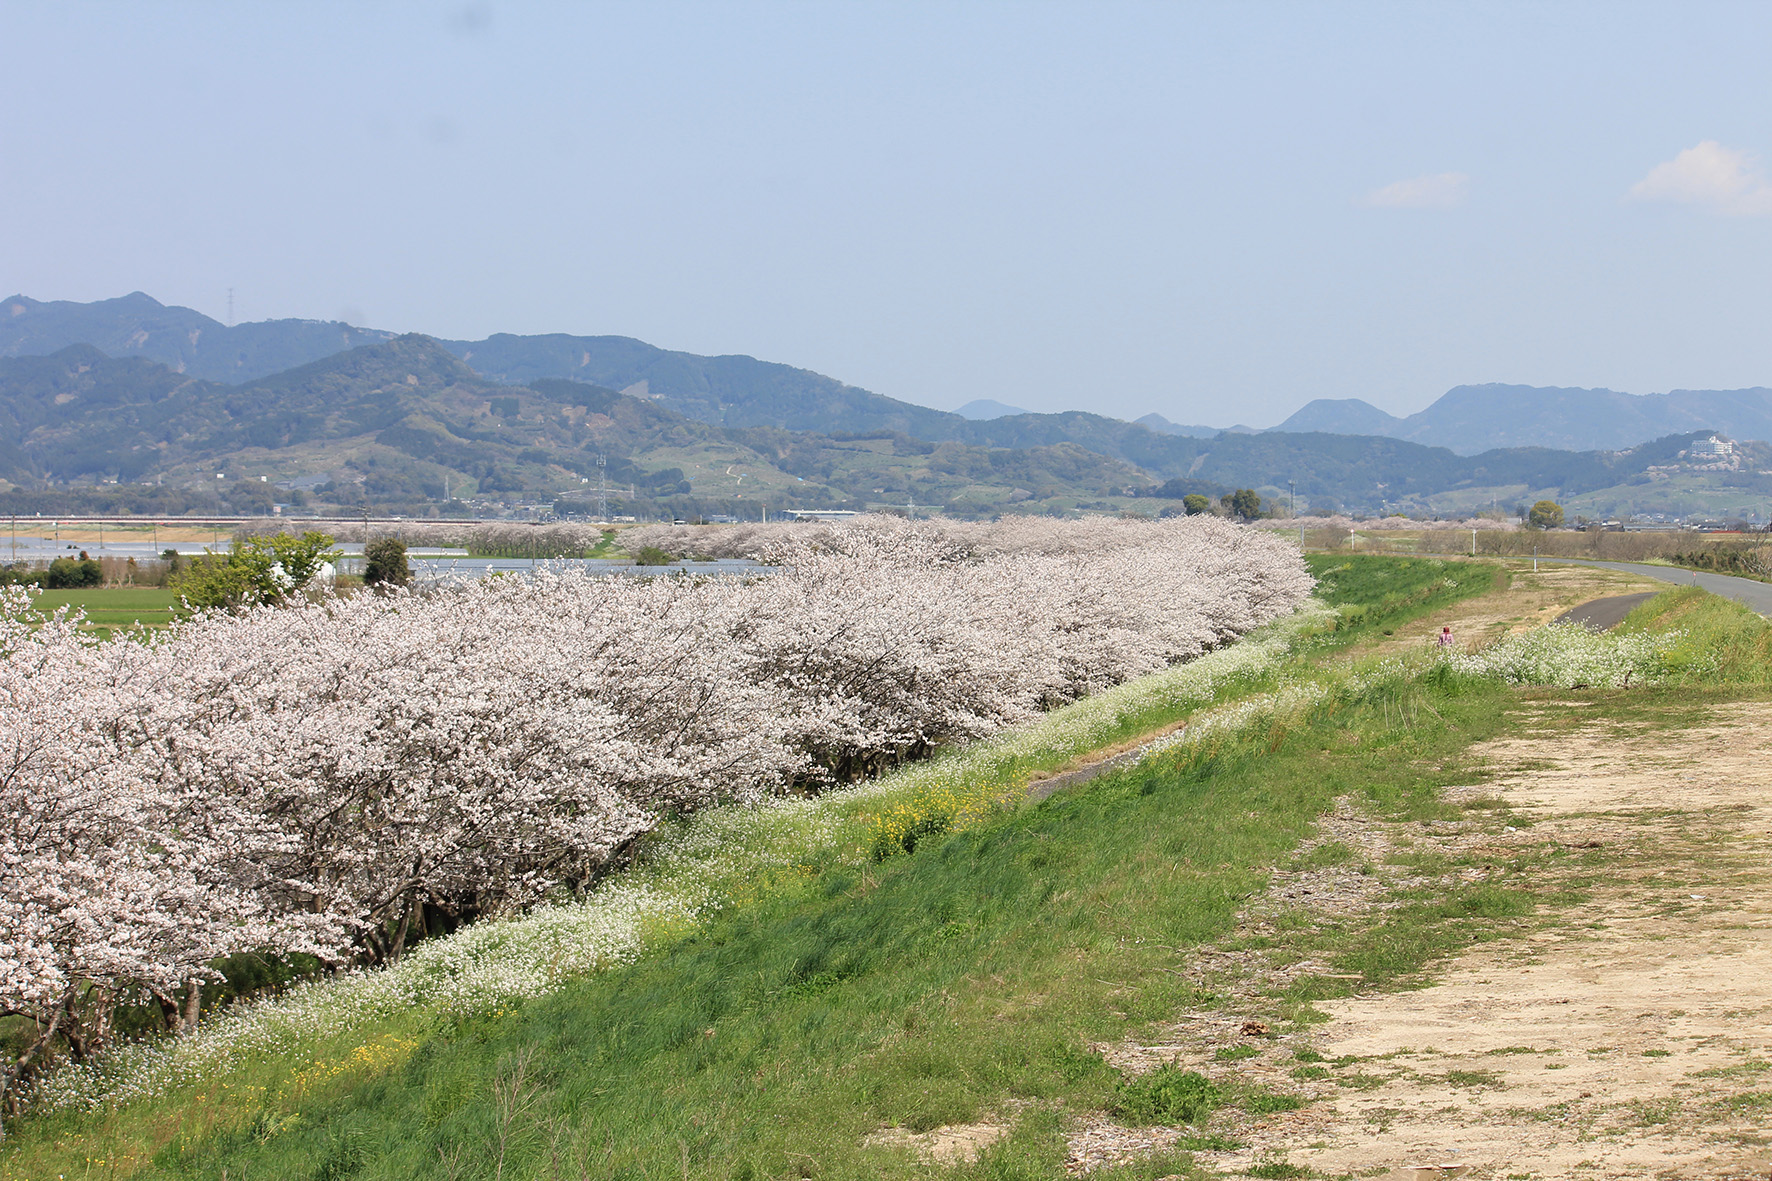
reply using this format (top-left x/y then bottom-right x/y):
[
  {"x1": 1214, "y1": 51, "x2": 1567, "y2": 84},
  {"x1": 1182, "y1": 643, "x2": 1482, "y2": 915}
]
[
  {"x1": 0, "y1": 293, "x2": 967, "y2": 439},
  {"x1": 4, "y1": 333, "x2": 1763, "y2": 520},
  {"x1": 0, "y1": 336, "x2": 753, "y2": 492},
  {"x1": 0, "y1": 338, "x2": 1152, "y2": 517},
  {"x1": 1128, "y1": 427, "x2": 1771, "y2": 509},
  {"x1": 438, "y1": 334, "x2": 966, "y2": 438}
]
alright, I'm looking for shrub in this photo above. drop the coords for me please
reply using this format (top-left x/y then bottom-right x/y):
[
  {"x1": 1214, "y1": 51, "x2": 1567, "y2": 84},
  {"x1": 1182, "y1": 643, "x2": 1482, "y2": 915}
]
[
  {"x1": 1527, "y1": 499, "x2": 1564, "y2": 529},
  {"x1": 45, "y1": 556, "x2": 102, "y2": 588},
  {"x1": 0, "y1": 563, "x2": 46, "y2": 588},
  {"x1": 173, "y1": 531, "x2": 340, "y2": 609},
  {"x1": 361, "y1": 537, "x2": 410, "y2": 588}
]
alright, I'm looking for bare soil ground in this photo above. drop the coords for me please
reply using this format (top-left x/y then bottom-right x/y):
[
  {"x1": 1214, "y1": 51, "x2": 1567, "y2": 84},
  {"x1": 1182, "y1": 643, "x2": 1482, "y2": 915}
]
[
  {"x1": 1081, "y1": 700, "x2": 1772, "y2": 1179},
  {"x1": 18, "y1": 523, "x2": 231, "y2": 546}
]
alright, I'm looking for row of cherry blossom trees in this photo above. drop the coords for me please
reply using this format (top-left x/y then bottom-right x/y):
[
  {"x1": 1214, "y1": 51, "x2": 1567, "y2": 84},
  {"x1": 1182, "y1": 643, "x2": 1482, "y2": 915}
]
[
  {"x1": 240, "y1": 519, "x2": 611, "y2": 555},
  {"x1": 0, "y1": 516, "x2": 1309, "y2": 1104}
]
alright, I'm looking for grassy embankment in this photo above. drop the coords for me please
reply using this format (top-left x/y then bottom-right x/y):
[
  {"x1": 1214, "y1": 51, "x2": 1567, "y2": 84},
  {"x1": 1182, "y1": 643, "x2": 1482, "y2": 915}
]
[{"x1": 3, "y1": 557, "x2": 1511, "y2": 1180}]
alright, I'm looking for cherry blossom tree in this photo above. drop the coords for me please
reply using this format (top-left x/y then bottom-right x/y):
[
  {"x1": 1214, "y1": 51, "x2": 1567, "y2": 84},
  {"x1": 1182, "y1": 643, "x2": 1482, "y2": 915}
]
[{"x1": 0, "y1": 515, "x2": 1310, "y2": 1107}]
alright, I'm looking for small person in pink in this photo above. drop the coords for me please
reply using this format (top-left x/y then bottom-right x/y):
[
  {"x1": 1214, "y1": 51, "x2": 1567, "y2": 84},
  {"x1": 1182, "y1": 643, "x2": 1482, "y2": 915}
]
[{"x1": 1437, "y1": 625, "x2": 1455, "y2": 649}]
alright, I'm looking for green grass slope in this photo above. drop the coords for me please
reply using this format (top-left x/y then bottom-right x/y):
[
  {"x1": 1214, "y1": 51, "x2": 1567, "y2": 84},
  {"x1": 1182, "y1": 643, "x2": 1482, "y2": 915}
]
[{"x1": 161, "y1": 685, "x2": 1517, "y2": 1181}]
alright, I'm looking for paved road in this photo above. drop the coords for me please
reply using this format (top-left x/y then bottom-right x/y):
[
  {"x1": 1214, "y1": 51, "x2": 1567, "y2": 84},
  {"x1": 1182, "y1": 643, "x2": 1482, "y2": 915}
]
[
  {"x1": 1540, "y1": 558, "x2": 1772, "y2": 617},
  {"x1": 1554, "y1": 592, "x2": 1658, "y2": 631}
]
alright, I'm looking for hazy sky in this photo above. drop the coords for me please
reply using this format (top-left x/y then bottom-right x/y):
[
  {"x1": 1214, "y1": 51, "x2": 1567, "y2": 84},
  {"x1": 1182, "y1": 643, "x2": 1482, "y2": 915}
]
[{"x1": 5, "y1": 2, "x2": 1772, "y2": 426}]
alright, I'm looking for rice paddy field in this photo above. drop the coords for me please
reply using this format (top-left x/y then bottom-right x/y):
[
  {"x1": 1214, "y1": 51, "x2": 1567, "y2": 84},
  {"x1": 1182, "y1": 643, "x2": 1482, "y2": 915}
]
[{"x1": 26, "y1": 588, "x2": 186, "y2": 636}]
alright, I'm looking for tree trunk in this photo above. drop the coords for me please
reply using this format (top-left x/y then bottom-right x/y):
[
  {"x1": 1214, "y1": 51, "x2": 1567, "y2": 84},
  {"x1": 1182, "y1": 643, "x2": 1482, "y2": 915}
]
[
  {"x1": 388, "y1": 892, "x2": 417, "y2": 962},
  {"x1": 179, "y1": 978, "x2": 203, "y2": 1034},
  {"x1": 0, "y1": 996, "x2": 74, "y2": 1142}
]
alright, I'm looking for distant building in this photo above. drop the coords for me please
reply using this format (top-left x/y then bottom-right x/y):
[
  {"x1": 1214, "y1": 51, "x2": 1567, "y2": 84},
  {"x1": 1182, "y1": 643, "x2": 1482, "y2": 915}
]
[
  {"x1": 788, "y1": 510, "x2": 862, "y2": 522},
  {"x1": 1691, "y1": 436, "x2": 1733, "y2": 458}
]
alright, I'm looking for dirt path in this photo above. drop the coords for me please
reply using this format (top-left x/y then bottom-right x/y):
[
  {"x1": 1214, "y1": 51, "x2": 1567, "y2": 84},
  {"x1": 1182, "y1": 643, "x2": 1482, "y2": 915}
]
[{"x1": 1215, "y1": 702, "x2": 1772, "y2": 1179}]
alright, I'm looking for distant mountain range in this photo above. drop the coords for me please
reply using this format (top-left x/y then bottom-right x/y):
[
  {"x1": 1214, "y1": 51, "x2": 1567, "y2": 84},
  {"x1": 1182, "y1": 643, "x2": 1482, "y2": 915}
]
[
  {"x1": 4, "y1": 292, "x2": 1772, "y2": 521},
  {"x1": 954, "y1": 399, "x2": 1027, "y2": 420},
  {"x1": 14, "y1": 293, "x2": 1772, "y2": 458},
  {"x1": 1273, "y1": 384, "x2": 1772, "y2": 456}
]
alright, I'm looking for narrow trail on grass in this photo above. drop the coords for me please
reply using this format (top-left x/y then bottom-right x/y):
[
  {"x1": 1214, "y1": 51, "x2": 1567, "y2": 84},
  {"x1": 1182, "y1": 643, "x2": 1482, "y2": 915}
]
[
  {"x1": 1223, "y1": 700, "x2": 1772, "y2": 1179},
  {"x1": 1023, "y1": 722, "x2": 1193, "y2": 802}
]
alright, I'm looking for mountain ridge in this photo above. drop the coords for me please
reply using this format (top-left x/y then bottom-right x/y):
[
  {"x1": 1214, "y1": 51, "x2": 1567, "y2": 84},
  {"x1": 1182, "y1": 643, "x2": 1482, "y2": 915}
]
[
  {"x1": 13, "y1": 292, "x2": 1772, "y2": 457},
  {"x1": 6, "y1": 293, "x2": 1772, "y2": 520}
]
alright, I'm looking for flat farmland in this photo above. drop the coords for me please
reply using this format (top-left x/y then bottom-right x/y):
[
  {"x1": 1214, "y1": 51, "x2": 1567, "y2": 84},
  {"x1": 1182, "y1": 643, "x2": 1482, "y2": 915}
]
[{"x1": 28, "y1": 587, "x2": 187, "y2": 635}]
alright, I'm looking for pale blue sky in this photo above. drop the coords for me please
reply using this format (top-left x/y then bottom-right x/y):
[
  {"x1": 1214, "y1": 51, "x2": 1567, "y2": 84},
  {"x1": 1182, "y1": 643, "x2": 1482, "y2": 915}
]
[{"x1": 4, "y1": 1, "x2": 1772, "y2": 426}]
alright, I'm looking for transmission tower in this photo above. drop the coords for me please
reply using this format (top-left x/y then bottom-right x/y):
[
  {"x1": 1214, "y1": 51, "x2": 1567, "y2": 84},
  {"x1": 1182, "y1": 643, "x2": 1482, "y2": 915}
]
[{"x1": 596, "y1": 454, "x2": 610, "y2": 520}]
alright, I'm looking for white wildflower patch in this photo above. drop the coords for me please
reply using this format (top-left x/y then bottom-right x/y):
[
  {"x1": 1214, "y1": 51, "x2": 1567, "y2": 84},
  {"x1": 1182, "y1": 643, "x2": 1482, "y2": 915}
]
[{"x1": 1440, "y1": 621, "x2": 1683, "y2": 688}]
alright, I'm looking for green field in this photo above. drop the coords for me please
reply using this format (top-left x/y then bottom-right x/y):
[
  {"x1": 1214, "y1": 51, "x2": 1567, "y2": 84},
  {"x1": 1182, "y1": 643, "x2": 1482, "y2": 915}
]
[{"x1": 27, "y1": 587, "x2": 186, "y2": 635}]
